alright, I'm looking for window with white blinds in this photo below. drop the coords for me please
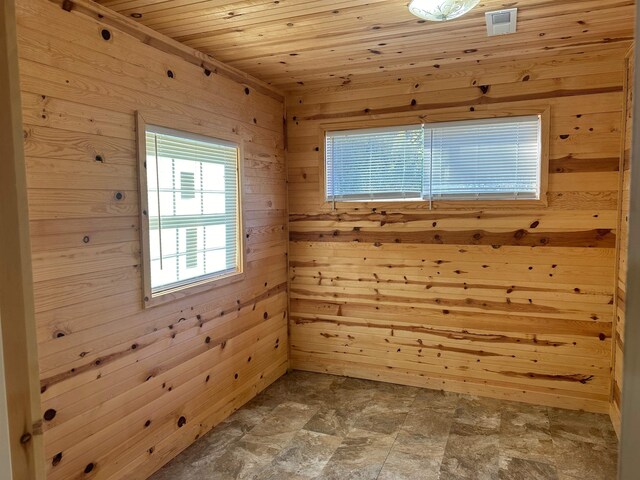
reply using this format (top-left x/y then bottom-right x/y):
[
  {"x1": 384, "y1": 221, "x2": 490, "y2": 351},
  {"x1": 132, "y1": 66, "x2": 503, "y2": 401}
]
[
  {"x1": 144, "y1": 125, "x2": 241, "y2": 296},
  {"x1": 325, "y1": 116, "x2": 541, "y2": 202}
]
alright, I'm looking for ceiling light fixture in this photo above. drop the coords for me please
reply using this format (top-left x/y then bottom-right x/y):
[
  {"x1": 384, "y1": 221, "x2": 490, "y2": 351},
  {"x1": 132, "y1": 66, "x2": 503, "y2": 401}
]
[{"x1": 408, "y1": 0, "x2": 480, "y2": 22}]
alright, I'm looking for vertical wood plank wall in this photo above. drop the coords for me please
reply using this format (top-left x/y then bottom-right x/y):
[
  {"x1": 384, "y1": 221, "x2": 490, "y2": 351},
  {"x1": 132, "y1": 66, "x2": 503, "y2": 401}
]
[
  {"x1": 16, "y1": 0, "x2": 287, "y2": 478},
  {"x1": 287, "y1": 47, "x2": 629, "y2": 413},
  {"x1": 612, "y1": 47, "x2": 634, "y2": 435}
]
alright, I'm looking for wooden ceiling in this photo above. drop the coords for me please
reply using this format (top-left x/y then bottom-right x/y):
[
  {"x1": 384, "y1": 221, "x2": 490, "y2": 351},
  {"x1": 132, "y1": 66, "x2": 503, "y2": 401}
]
[{"x1": 95, "y1": 0, "x2": 635, "y2": 91}]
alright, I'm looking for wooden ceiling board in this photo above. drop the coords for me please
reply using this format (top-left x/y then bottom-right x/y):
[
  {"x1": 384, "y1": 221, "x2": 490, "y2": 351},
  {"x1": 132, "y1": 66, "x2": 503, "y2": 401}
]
[{"x1": 93, "y1": 0, "x2": 636, "y2": 90}]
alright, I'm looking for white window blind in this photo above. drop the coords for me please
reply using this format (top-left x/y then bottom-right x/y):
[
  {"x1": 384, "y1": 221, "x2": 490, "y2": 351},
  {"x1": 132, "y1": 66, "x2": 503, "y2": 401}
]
[
  {"x1": 145, "y1": 126, "x2": 240, "y2": 295},
  {"x1": 325, "y1": 116, "x2": 541, "y2": 202}
]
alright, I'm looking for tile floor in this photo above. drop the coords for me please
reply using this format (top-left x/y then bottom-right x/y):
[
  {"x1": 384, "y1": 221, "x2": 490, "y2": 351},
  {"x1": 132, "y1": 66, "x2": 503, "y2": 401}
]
[{"x1": 149, "y1": 371, "x2": 618, "y2": 480}]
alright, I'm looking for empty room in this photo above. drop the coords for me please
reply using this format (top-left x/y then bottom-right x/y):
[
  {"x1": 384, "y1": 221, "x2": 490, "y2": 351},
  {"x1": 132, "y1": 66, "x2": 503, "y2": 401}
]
[{"x1": 1, "y1": 0, "x2": 640, "y2": 479}]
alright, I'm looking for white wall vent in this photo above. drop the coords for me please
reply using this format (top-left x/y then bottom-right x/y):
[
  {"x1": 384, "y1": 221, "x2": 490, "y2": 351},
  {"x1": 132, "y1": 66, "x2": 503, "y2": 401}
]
[{"x1": 486, "y1": 8, "x2": 517, "y2": 36}]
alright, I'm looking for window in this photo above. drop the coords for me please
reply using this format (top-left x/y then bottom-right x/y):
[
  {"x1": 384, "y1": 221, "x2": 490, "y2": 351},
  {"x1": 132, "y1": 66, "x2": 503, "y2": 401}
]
[
  {"x1": 138, "y1": 120, "x2": 243, "y2": 305},
  {"x1": 325, "y1": 116, "x2": 542, "y2": 202}
]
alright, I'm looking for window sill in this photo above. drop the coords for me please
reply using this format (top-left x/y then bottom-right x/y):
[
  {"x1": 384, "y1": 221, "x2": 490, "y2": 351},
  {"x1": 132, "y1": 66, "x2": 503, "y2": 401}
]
[
  {"x1": 321, "y1": 195, "x2": 549, "y2": 211},
  {"x1": 143, "y1": 270, "x2": 245, "y2": 309}
]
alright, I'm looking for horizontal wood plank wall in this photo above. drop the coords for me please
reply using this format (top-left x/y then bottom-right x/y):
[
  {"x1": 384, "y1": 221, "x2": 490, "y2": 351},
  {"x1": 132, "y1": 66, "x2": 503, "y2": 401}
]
[
  {"x1": 611, "y1": 47, "x2": 634, "y2": 436},
  {"x1": 16, "y1": 0, "x2": 287, "y2": 479},
  {"x1": 287, "y1": 47, "x2": 630, "y2": 413}
]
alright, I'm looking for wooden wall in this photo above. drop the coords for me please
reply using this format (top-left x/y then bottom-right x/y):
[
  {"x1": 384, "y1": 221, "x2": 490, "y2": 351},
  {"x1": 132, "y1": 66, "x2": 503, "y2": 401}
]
[
  {"x1": 287, "y1": 46, "x2": 630, "y2": 413},
  {"x1": 17, "y1": 0, "x2": 287, "y2": 478},
  {"x1": 612, "y1": 46, "x2": 634, "y2": 435}
]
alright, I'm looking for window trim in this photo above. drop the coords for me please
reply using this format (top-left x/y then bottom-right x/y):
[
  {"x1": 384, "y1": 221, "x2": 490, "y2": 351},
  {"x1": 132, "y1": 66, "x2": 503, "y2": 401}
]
[
  {"x1": 136, "y1": 112, "x2": 246, "y2": 309},
  {"x1": 319, "y1": 106, "x2": 550, "y2": 210}
]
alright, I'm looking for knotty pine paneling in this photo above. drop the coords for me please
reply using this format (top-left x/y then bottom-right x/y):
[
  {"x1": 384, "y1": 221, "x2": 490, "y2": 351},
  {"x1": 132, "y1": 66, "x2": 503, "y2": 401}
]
[
  {"x1": 94, "y1": 0, "x2": 636, "y2": 91},
  {"x1": 287, "y1": 47, "x2": 629, "y2": 413},
  {"x1": 611, "y1": 46, "x2": 634, "y2": 437},
  {"x1": 16, "y1": 0, "x2": 287, "y2": 479}
]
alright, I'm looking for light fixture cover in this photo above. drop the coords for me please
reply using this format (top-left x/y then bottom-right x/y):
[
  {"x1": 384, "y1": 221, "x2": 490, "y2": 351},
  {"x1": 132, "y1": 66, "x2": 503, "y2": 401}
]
[{"x1": 408, "y1": 0, "x2": 481, "y2": 21}]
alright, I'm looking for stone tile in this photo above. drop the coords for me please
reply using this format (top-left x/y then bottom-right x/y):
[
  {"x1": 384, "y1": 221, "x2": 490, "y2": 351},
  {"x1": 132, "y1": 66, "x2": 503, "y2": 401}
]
[
  {"x1": 351, "y1": 382, "x2": 418, "y2": 435},
  {"x1": 439, "y1": 453, "x2": 500, "y2": 480},
  {"x1": 378, "y1": 449, "x2": 443, "y2": 480},
  {"x1": 318, "y1": 428, "x2": 396, "y2": 480},
  {"x1": 303, "y1": 405, "x2": 359, "y2": 437},
  {"x1": 500, "y1": 402, "x2": 550, "y2": 435},
  {"x1": 338, "y1": 377, "x2": 382, "y2": 392},
  {"x1": 393, "y1": 431, "x2": 448, "y2": 457},
  {"x1": 257, "y1": 371, "x2": 338, "y2": 407},
  {"x1": 303, "y1": 382, "x2": 373, "y2": 436},
  {"x1": 149, "y1": 431, "x2": 241, "y2": 480},
  {"x1": 499, "y1": 403, "x2": 555, "y2": 463},
  {"x1": 250, "y1": 466, "x2": 310, "y2": 480},
  {"x1": 547, "y1": 408, "x2": 615, "y2": 446},
  {"x1": 440, "y1": 426, "x2": 500, "y2": 480},
  {"x1": 204, "y1": 437, "x2": 282, "y2": 480},
  {"x1": 453, "y1": 395, "x2": 502, "y2": 434},
  {"x1": 353, "y1": 407, "x2": 409, "y2": 435},
  {"x1": 402, "y1": 406, "x2": 454, "y2": 440},
  {"x1": 245, "y1": 402, "x2": 318, "y2": 444},
  {"x1": 412, "y1": 388, "x2": 460, "y2": 412},
  {"x1": 150, "y1": 373, "x2": 619, "y2": 480},
  {"x1": 253, "y1": 429, "x2": 342, "y2": 479},
  {"x1": 218, "y1": 400, "x2": 276, "y2": 437},
  {"x1": 499, "y1": 429, "x2": 556, "y2": 465},
  {"x1": 551, "y1": 436, "x2": 618, "y2": 480},
  {"x1": 498, "y1": 456, "x2": 559, "y2": 480}
]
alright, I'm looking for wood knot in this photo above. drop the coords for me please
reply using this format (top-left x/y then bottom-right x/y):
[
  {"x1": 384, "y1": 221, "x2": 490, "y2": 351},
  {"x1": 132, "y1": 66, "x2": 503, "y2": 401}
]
[{"x1": 44, "y1": 409, "x2": 57, "y2": 421}]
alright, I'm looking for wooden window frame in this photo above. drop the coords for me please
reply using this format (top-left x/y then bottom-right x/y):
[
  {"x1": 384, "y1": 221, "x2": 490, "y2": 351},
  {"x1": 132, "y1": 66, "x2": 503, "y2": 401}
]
[
  {"x1": 318, "y1": 105, "x2": 551, "y2": 210},
  {"x1": 136, "y1": 112, "x2": 246, "y2": 309}
]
